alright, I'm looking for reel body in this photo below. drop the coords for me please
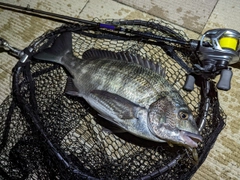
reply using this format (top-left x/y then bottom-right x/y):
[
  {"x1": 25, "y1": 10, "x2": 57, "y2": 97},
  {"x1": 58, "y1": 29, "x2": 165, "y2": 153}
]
[{"x1": 184, "y1": 29, "x2": 240, "y2": 91}]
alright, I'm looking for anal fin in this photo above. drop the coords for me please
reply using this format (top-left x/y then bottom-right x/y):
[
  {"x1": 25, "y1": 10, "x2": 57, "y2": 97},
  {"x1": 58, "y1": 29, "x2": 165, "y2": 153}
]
[{"x1": 64, "y1": 77, "x2": 79, "y2": 96}]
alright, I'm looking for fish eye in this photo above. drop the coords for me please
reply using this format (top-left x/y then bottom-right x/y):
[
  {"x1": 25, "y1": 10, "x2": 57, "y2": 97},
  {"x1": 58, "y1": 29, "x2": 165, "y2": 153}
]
[{"x1": 178, "y1": 111, "x2": 189, "y2": 120}]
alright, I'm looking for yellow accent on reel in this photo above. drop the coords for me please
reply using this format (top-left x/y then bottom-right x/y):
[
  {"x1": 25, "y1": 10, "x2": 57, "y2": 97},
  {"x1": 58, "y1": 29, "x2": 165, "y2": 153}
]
[{"x1": 219, "y1": 37, "x2": 238, "y2": 50}]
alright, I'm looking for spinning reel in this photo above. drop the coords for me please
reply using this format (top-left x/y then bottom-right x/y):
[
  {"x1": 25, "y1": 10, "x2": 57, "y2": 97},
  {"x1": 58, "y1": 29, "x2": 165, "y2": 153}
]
[{"x1": 184, "y1": 29, "x2": 240, "y2": 91}]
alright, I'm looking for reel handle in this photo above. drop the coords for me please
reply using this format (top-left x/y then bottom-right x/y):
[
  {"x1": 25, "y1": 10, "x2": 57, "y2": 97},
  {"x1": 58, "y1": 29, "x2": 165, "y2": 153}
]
[
  {"x1": 183, "y1": 74, "x2": 195, "y2": 91},
  {"x1": 217, "y1": 68, "x2": 233, "y2": 91}
]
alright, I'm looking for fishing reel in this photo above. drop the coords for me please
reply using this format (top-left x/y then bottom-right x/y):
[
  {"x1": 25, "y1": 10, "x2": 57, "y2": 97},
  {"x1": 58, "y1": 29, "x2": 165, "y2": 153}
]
[{"x1": 184, "y1": 29, "x2": 240, "y2": 91}]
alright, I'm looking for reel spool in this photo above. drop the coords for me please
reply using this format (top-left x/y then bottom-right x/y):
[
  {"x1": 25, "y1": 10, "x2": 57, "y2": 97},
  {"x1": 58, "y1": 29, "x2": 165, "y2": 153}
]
[
  {"x1": 184, "y1": 29, "x2": 240, "y2": 91},
  {"x1": 219, "y1": 34, "x2": 239, "y2": 51}
]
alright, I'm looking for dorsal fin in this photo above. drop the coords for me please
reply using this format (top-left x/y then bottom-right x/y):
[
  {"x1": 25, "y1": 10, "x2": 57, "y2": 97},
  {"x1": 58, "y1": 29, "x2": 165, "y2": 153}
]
[{"x1": 82, "y1": 48, "x2": 165, "y2": 76}]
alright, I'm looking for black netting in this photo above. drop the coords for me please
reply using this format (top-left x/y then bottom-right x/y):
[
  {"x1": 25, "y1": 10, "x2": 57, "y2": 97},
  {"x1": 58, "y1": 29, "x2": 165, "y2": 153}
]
[{"x1": 0, "y1": 20, "x2": 225, "y2": 179}]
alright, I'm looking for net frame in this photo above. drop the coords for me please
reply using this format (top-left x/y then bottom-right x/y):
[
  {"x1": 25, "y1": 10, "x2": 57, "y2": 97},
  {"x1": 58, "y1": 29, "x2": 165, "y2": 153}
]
[{"x1": 0, "y1": 20, "x2": 225, "y2": 180}]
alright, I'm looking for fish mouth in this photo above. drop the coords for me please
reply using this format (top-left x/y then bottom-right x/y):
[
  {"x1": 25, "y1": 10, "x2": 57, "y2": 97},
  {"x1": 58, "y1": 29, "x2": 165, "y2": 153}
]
[{"x1": 180, "y1": 131, "x2": 203, "y2": 148}]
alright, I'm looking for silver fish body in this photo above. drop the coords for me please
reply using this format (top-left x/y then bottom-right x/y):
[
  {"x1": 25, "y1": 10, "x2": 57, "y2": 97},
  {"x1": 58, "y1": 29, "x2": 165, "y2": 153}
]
[{"x1": 34, "y1": 32, "x2": 202, "y2": 149}]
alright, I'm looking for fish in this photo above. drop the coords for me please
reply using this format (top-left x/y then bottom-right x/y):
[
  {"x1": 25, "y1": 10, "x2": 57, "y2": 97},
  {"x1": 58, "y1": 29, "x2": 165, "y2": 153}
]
[{"x1": 33, "y1": 32, "x2": 202, "y2": 151}]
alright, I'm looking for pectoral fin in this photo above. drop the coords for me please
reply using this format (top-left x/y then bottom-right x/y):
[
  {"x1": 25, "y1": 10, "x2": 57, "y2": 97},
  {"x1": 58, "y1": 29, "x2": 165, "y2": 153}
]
[{"x1": 90, "y1": 90, "x2": 142, "y2": 120}]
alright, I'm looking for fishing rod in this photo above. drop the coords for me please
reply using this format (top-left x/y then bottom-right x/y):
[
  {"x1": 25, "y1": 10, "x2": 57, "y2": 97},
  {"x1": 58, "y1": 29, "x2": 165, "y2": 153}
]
[
  {"x1": 1, "y1": 2, "x2": 240, "y2": 91},
  {"x1": 0, "y1": 2, "x2": 97, "y2": 25},
  {"x1": 0, "y1": 2, "x2": 190, "y2": 46}
]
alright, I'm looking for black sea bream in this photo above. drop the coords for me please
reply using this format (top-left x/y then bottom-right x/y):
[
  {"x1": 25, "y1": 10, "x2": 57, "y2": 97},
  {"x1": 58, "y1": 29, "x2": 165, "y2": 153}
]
[{"x1": 33, "y1": 32, "x2": 202, "y2": 149}]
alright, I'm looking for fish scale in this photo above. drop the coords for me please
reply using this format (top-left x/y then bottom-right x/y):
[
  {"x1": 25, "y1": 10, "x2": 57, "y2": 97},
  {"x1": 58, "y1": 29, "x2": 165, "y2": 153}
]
[{"x1": 68, "y1": 58, "x2": 165, "y2": 107}]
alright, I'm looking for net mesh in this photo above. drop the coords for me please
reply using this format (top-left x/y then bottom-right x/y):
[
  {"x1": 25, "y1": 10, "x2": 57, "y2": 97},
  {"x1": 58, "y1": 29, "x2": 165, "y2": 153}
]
[{"x1": 0, "y1": 19, "x2": 225, "y2": 179}]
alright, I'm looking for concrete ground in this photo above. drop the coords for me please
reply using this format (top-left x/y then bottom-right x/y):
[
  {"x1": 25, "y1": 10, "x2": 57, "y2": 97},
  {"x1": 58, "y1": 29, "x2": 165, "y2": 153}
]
[{"x1": 0, "y1": 0, "x2": 239, "y2": 179}]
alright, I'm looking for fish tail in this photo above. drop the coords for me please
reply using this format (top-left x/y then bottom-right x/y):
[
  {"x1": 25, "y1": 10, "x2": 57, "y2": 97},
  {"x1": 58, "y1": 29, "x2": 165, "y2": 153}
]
[{"x1": 33, "y1": 32, "x2": 73, "y2": 65}]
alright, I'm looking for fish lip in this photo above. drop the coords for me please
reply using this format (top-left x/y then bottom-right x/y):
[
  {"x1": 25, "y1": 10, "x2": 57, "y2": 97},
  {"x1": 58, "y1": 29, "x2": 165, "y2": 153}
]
[{"x1": 180, "y1": 130, "x2": 203, "y2": 148}]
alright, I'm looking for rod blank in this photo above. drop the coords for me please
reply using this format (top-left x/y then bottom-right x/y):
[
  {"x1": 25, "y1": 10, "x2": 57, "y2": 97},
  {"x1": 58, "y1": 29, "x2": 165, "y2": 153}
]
[{"x1": 0, "y1": 2, "x2": 97, "y2": 25}]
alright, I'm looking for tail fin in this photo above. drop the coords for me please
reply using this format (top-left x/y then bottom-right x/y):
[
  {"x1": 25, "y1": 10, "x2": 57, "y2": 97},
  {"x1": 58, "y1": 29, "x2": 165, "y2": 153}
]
[{"x1": 33, "y1": 32, "x2": 72, "y2": 64}]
